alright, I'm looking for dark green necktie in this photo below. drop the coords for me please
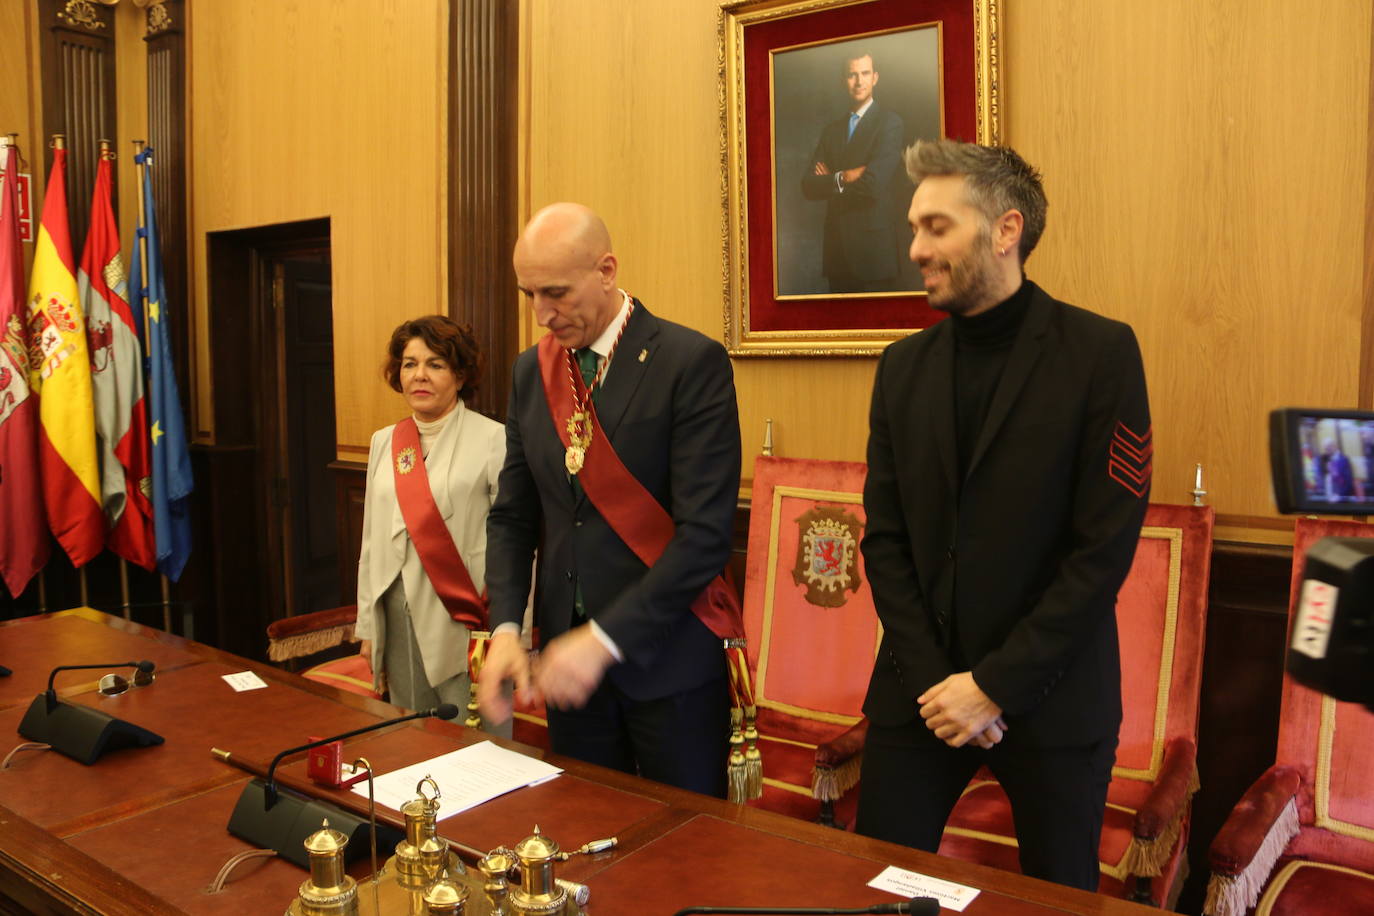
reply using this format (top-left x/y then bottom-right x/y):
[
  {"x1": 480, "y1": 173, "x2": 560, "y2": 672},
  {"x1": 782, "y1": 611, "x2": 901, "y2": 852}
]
[
  {"x1": 571, "y1": 348, "x2": 600, "y2": 620},
  {"x1": 576, "y1": 347, "x2": 600, "y2": 396}
]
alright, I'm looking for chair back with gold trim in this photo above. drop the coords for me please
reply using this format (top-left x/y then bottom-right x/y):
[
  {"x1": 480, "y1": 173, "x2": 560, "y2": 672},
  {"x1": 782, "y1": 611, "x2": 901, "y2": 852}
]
[
  {"x1": 1111, "y1": 503, "x2": 1213, "y2": 787},
  {"x1": 741, "y1": 456, "x2": 876, "y2": 820},
  {"x1": 939, "y1": 502, "x2": 1213, "y2": 904},
  {"x1": 1276, "y1": 517, "x2": 1374, "y2": 873}
]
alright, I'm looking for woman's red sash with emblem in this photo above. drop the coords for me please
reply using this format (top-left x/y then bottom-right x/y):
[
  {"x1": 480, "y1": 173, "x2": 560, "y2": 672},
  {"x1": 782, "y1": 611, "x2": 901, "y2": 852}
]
[
  {"x1": 390, "y1": 416, "x2": 487, "y2": 630},
  {"x1": 536, "y1": 332, "x2": 761, "y2": 801}
]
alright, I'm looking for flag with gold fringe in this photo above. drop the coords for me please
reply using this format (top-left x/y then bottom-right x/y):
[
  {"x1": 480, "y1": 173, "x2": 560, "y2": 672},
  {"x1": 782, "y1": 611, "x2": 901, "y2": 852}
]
[
  {"x1": 27, "y1": 144, "x2": 102, "y2": 567},
  {"x1": 0, "y1": 139, "x2": 50, "y2": 595}
]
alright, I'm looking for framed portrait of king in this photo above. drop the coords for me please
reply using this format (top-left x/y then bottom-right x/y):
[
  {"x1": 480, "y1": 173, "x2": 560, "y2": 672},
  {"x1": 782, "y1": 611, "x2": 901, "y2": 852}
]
[{"x1": 720, "y1": 0, "x2": 1001, "y2": 356}]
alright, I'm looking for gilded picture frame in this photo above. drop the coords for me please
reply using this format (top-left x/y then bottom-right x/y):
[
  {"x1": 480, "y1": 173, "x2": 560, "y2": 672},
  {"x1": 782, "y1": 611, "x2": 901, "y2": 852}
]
[{"x1": 720, "y1": 0, "x2": 1001, "y2": 357}]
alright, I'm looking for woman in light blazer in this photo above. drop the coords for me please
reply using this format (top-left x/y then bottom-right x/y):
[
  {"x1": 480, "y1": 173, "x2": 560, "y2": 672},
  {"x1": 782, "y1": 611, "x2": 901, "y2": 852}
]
[{"x1": 354, "y1": 316, "x2": 505, "y2": 714}]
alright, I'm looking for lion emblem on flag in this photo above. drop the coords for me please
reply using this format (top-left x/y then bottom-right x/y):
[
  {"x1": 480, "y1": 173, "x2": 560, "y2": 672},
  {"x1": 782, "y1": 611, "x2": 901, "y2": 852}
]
[{"x1": 790, "y1": 505, "x2": 863, "y2": 608}]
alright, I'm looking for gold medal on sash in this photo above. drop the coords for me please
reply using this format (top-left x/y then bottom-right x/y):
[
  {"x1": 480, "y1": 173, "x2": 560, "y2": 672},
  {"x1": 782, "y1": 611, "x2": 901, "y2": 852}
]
[{"x1": 565, "y1": 411, "x2": 592, "y2": 475}]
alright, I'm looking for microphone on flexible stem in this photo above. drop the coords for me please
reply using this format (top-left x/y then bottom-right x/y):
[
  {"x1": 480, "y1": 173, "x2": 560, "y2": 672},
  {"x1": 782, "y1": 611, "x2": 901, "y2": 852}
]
[
  {"x1": 44, "y1": 660, "x2": 155, "y2": 710},
  {"x1": 671, "y1": 900, "x2": 939, "y2": 916},
  {"x1": 17, "y1": 660, "x2": 163, "y2": 764},
  {"x1": 223, "y1": 703, "x2": 460, "y2": 869}
]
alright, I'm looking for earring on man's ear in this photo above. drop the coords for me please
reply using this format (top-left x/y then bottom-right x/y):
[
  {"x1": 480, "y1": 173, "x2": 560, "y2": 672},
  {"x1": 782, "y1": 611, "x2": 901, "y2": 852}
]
[{"x1": 999, "y1": 248, "x2": 1006, "y2": 256}]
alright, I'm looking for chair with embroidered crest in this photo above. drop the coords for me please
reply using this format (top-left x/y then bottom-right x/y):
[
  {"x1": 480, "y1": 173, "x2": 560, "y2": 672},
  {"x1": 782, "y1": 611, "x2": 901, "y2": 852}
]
[
  {"x1": 930, "y1": 502, "x2": 1214, "y2": 906},
  {"x1": 738, "y1": 455, "x2": 878, "y2": 825},
  {"x1": 1203, "y1": 517, "x2": 1374, "y2": 916}
]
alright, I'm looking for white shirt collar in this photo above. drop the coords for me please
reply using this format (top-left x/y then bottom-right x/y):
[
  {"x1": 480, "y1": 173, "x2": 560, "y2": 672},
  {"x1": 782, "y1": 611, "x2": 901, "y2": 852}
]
[
  {"x1": 587, "y1": 290, "x2": 633, "y2": 359},
  {"x1": 852, "y1": 98, "x2": 875, "y2": 119}
]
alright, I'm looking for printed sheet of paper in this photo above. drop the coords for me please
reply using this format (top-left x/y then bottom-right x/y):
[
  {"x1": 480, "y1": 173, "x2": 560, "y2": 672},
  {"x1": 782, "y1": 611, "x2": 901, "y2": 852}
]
[
  {"x1": 353, "y1": 740, "x2": 562, "y2": 819},
  {"x1": 222, "y1": 671, "x2": 269, "y2": 692},
  {"x1": 868, "y1": 865, "x2": 980, "y2": 911}
]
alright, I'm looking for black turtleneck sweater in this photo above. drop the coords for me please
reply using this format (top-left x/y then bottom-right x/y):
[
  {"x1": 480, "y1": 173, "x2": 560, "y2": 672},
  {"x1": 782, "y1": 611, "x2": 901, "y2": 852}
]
[{"x1": 951, "y1": 280, "x2": 1033, "y2": 484}]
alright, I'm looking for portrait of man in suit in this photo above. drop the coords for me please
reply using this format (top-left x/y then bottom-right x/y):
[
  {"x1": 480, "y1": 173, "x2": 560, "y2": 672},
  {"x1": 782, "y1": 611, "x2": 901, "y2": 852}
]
[
  {"x1": 771, "y1": 28, "x2": 941, "y2": 298},
  {"x1": 798, "y1": 52, "x2": 905, "y2": 293}
]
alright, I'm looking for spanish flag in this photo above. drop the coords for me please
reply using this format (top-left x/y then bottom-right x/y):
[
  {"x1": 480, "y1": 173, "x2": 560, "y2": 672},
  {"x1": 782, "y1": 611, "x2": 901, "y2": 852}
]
[{"x1": 27, "y1": 145, "x2": 102, "y2": 567}]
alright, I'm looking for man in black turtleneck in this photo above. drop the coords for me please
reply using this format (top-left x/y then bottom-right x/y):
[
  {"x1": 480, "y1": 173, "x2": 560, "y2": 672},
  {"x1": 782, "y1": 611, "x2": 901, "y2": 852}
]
[{"x1": 856, "y1": 140, "x2": 1151, "y2": 891}]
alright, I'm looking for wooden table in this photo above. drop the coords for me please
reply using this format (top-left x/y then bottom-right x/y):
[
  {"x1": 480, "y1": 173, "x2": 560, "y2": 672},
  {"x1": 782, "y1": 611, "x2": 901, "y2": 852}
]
[{"x1": 0, "y1": 610, "x2": 1160, "y2": 916}]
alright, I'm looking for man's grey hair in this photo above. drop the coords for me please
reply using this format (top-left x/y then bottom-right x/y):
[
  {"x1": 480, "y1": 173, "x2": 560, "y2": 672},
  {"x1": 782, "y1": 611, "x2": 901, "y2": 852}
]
[{"x1": 904, "y1": 139, "x2": 1047, "y2": 261}]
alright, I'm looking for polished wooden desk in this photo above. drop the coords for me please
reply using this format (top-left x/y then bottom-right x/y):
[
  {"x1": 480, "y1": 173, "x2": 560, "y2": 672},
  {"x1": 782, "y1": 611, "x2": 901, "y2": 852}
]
[{"x1": 0, "y1": 610, "x2": 1160, "y2": 916}]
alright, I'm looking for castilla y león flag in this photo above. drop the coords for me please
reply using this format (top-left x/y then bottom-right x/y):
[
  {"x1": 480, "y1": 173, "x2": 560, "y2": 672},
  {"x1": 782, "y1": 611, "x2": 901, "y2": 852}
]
[
  {"x1": 0, "y1": 140, "x2": 50, "y2": 595},
  {"x1": 27, "y1": 146, "x2": 103, "y2": 567},
  {"x1": 80, "y1": 150, "x2": 154, "y2": 570}
]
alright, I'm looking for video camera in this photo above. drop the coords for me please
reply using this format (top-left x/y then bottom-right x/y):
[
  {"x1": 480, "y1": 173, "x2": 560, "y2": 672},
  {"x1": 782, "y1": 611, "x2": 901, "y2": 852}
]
[{"x1": 1269, "y1": 408, "x2": 1374, "y2": 709}]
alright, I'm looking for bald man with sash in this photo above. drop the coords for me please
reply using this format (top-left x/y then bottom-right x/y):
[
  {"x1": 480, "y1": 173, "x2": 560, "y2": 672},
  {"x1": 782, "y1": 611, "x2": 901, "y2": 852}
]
[{"x1": 479, "y1": 203, "x2": 742, "y2": 797}]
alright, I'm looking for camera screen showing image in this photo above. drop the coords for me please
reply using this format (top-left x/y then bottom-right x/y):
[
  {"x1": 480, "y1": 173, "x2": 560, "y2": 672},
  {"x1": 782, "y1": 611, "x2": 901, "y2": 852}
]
[{"x1": 1269, "y1": 408, "x2": 1374, "y2": 515}]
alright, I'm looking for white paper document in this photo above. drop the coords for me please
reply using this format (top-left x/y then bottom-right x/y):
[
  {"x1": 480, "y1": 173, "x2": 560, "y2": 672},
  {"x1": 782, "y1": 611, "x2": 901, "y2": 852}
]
[
  {"x1": 222, "y1": 670, "x2": 269, "y2": 692},
  {"x1": 868, "y1": 865, "x2": 980, "y2": 911},
  {"x1": 352, "y1": 740, "x2": 562, "y2": 819}
]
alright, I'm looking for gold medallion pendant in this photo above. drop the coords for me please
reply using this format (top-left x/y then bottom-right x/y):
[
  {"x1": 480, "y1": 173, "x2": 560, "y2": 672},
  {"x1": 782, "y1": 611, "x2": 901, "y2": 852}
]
[{"x1": 565, "y1": 411, "x2": 593, "y2": 475}]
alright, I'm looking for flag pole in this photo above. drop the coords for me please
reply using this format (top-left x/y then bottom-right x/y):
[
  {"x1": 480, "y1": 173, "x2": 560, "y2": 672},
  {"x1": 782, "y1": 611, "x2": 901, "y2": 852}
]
[
  {"x1": 160, "y1": 576, "x2": 171, "y2": 632},
  {"x1": 118, "y1": 560, "x2": 131, "y2": 620},
  {"x1": 37, "y1": 568, "x2": 47, "y2": 614},
  {"x1": 132, "y1": 139, "x2": 172, "y2": 632},
  {"x1": 132, "y1": 141, "x2": 149, "y2": 345}
]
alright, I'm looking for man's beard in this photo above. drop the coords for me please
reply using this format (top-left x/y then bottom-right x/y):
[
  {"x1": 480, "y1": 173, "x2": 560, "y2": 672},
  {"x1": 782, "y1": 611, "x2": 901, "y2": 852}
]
[{"x1": 924, "y1": 229, "x2": 1000, "y2": 316}]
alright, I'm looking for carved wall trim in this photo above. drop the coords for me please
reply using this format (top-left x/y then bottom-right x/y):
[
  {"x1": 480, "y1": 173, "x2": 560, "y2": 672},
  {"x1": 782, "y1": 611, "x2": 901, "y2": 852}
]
[
  {"x1": 38, "y1": 0, "x2": 118, "y2": 253},
  {"x1": 447, "y1": 0, "x2": 520, "y2": 420}
]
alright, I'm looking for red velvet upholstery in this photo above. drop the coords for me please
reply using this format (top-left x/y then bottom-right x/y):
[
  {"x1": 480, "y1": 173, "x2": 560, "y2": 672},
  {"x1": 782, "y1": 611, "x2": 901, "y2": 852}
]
[
  {"x1": 741, "y1": 456, "x2": 874, "y2": 825},
  {"x1": 1205, "y1": 518, "x2": 1374, "y2": 916},
  {"x1": 302, "y1": 652, "x2": 382, "y2": 699},
  {"x1": 939, "y1": 503, "x2": 1214, "y2": 905}
]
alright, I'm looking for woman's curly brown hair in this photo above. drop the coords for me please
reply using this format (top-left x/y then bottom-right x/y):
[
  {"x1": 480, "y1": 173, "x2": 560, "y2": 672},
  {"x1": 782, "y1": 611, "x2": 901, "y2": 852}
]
[{"x1": 382, "y1": 315, "x2": 483, "y2": 404}]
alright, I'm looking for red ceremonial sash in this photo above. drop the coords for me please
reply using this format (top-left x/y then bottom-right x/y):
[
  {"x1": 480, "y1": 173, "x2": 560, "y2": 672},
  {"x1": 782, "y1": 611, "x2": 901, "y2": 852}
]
[
  {"x1": 390, "y1": 416, "x2": 487, "y2": 629},
  {"x1": 536, "y1": 334, "x2": 743, "y2": 642}
]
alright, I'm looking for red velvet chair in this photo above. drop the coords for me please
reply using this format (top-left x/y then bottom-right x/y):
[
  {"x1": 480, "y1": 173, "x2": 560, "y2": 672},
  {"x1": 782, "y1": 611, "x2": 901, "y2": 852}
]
[
  {"x1": 931, "y1": 503, "x2": 1215, "y2": 906},
  {"x1": 1204, "y1": 518, "x2": 1374, "y2": 916},
  {"x1": 265, "y1": 604, "x2": 382, "y2": 699},
  {"x1": 740, "y1": 456, "x2": 876, "y2": 825}
]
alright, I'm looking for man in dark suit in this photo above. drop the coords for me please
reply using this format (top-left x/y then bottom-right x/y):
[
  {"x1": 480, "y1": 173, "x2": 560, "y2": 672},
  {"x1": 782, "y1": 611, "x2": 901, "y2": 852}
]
[
  {"x1": 799, "y1": 52, "x2": 905, "y2": 293},
  {"x1": 478, "y1": 202, "x2": 741, "y2": 797},
  {"x1": 856, "y1": 140, "x2": 1151, "y2": 890}
]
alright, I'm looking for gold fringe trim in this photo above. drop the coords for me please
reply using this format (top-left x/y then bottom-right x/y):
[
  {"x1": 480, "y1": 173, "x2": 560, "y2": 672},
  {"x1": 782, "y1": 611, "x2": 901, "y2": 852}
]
[
  {"x1": 1122, "y1": 764, "x2": 1201, "y2": 877},
  {"x1": 267, "y1": 624, "x2": 355, "y2": 662},
  {"x1": 1202, "y1": 797, "x2": 1300, "y2": 916},
  {"x1": 812, "y1": 751, "x2": 863, "y2": 802}
]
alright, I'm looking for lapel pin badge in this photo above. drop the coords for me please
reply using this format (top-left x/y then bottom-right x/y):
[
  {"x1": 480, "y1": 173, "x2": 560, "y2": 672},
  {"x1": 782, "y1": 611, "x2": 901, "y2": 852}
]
[{"x1": 638, "y1": 348, "x2": 647, "y2": 363}]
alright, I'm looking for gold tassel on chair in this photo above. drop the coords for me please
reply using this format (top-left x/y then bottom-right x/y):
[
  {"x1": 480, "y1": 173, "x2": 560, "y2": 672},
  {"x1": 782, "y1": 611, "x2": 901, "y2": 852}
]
[
  {"x1": 465, "y1": 633, "x2": 489, "y2": 729},
  {"x1": 727, "y1": 706, "x2": 748, "y2": 803},
  {"x1": 743, "y1": 705, "x2": 762, "y2": 800}
]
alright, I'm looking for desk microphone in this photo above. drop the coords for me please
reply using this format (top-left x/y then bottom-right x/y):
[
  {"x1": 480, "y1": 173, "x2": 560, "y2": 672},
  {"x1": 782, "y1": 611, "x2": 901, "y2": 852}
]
[
  {"x1": 45, "y1": 660, "x2": 155, "y2": 709},
  {"x1": 672, "y1": 899, "x2": 939, "y2": 915},
  {"x1": 222, "y1": 703, "x2": 459, "y2": 869},
  {"x1": 17, "y1": 660, "x2": 162, "y2": 765},
  {"x1": 0, "y1": 665, "x2": 11, "y2": 677}
]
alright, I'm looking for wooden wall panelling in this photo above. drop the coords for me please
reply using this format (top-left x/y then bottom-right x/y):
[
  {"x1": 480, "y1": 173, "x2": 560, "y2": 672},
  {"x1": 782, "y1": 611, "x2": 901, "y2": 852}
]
[
  {"x1": 523, "y1": 0, "x2": 1374, "y2": 529},
  {"x1": 37, "y1": 0, "x2": 118, "y2": 254},
  {"x1": 331, "y1": 461, "x2": 367, "y2": 609},
  {"x1": 143, "y1": 0, "x2": 189, "y2": 395},
  {"x1": 188, "y1": 0, "x2": 448, "y2": 454},
  {"x1": 449, "y1": 0, "x2": 520, "y2": 421}
]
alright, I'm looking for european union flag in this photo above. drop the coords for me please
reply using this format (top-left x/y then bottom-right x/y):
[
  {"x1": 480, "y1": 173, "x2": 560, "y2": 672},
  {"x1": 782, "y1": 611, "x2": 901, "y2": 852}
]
[{"x1": 133, "y1": 148, "x2": 192, "y2": 581}]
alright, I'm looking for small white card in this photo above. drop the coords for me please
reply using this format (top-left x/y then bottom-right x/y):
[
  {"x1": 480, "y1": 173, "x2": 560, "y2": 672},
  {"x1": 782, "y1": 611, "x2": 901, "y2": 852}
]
[
  {"x1": 222, "y1": 670, "x2": 269, "y2": 692},
  {"x1": 868, "y1": 866, "x2": 980, "y2": 911}
]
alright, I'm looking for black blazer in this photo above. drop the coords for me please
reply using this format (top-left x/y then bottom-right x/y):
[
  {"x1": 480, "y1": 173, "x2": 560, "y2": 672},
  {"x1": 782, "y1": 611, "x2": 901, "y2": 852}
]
[
  {"x1": 799, "y1": 102, "x2": 905, "y2": 284},
  {"x1": 861, "y1": 282, "x2": 1151, "y2": 747},
  {"x1": 486, "y1": 303, "x2": 742, "y2": 702}
]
